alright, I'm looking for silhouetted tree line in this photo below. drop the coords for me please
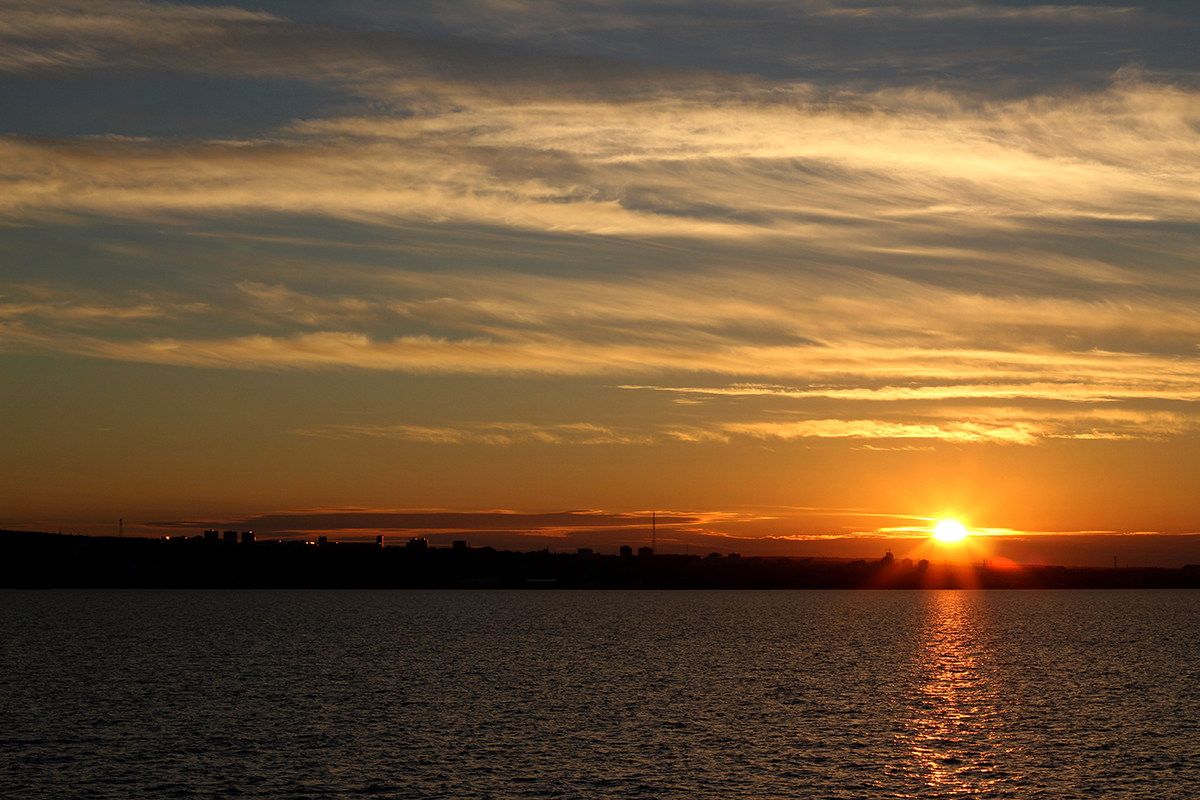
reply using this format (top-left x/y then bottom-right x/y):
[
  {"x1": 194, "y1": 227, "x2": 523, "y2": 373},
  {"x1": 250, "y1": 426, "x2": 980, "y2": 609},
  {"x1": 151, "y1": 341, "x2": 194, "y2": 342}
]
[{"x1": 3, "y1": 530, "x2": 1200, "y2": 590}]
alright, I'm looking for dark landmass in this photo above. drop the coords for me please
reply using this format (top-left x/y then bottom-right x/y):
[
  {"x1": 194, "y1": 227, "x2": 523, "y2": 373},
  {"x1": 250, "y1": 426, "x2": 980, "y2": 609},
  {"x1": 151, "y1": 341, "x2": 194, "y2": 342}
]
[{"x1": 3, "y1": 530, "x2": 1200, "y2": 590}]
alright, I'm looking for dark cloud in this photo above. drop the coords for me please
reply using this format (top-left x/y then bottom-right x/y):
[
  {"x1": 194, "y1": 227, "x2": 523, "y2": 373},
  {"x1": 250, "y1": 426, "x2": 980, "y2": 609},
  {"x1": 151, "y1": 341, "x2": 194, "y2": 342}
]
[
  {"x1": 148, "y1": 509, "x2": 700, "y2": 539},
  {"x1": 228, "y1": 0, "x2": 1200, "y2": 94}
]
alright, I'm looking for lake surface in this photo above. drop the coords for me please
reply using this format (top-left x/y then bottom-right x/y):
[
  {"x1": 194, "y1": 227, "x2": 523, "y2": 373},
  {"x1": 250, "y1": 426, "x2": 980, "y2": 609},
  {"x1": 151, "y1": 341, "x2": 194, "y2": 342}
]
[{"x1": 3, "y1": 590, "x2": 1198, "y2": 799}]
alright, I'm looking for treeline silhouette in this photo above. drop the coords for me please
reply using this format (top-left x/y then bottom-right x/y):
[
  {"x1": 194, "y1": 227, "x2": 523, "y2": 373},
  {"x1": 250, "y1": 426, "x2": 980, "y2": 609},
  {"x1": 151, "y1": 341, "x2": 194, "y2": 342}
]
[{"x1": 4, "y1": 530, "x2": 1200, "y2": 590}]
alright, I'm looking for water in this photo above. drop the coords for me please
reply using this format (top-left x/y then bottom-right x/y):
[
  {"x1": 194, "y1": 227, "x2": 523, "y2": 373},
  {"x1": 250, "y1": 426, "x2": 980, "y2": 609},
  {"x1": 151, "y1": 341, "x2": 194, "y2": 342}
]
[{"x1": 3, "y1": 590, "x2": 1198, "y2": 799}]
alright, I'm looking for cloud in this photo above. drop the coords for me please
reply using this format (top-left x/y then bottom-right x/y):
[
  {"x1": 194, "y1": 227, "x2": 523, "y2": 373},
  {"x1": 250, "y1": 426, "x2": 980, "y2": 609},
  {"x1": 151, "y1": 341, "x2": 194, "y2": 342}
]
[
  {"x1": 4, "y1": 2, "x2": 1200, "y2": 456},
  {"x1": 723, "y1": 403, "x2": 1200, "y2": 444},
  {"x1": 291, "y1": 401, "x2": 1200, "y2": 449},
  {"x1": 6, "y1": 327, "x2": 1193, "y2": 382},
  {"x1": 296, "y1": 421, "x2": 652, "y2": 445},
  {"x1": 722, "y1": 418, "x2": 1041, "y2": 444},
  {"x1": 6, "y1": 74, "x2": 1200, "y2": 242},
  {"x1": 8, "y1": 67, "x2": 1200, "y2": 437},
  {"x1": 5, "y1": 271, "x2": 1200, "y2": 391},
  {"x1": 234, "y1": 282, "x2": 376, "y2": 326},
  {"x1": 147, "y1": 506, "x2": 710, "y2": 537},
  {"x1": 815, "y1": 2, "x2": 1142, "y2": 22},
  {"x1": 621, "y1": 377, "x2": 1200, "y2": 404},
  {"x1": 2, "y1": 0, "x2": 1191, "y2": 101},
  {"x1": 0, "y1": 0, "x2": 284, "y2": 72},
  {"x1": 141, "y1": 504, "x2": 909, "y2": 550},
  {"x1": 0, "y1": 283, "x2": 210, "y2": 326},
  {"x1": 322, "y1": 0, "x2": 1177, "y2": 93}
]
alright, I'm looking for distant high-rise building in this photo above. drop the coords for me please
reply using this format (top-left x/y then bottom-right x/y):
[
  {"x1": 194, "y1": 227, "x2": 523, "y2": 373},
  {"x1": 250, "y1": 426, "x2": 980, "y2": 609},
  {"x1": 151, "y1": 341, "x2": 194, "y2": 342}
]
[
  {"x1": 204, "y1": 529, "x2": 220, "y2": 544},
  {"x1": 407, "y1": 537, "x2": 428, "y2": 550},
  {"x1": 241, "y1": 530, "x2": 255, "y2": 545},
  {"x1": 638, "y1": 546, "x2": 653, "y2": 558},
  {"x1": 318, "y1": 536, "x2": 328, "y2": 546},
  {"x1": 453, "y1": 540, "x2": 468, "y2": 550},
  {"x1": 223, "y1": 530, "x2": 237, "y2": 545},
  {"x1": 577, "y1": 548, "x2": 593, "y2": 558},
  {"x1": 619, "y1": 545, "x2": 633, "y2": 558},
  {"x1": 376, "y1": 535, "x2": 385, "y2": 548}
]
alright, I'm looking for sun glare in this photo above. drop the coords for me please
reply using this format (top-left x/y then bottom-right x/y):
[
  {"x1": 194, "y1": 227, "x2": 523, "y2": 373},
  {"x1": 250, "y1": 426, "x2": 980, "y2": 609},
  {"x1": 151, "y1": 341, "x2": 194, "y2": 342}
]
[{"x1": 933, "y1": 519, "x2": 968, "y2": 543}]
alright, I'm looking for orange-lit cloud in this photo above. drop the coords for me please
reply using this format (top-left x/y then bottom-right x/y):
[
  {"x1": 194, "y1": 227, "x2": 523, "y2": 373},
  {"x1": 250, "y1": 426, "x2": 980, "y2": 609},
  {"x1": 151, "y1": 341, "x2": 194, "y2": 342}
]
[
  {"x1": 5, "y1": 271, "x2": 1200, "y2": 446},
  {"x1": 3, "y1": 78, "x2": 1200, "y2": 241},
  {"x1": 295, "y1": 422, "x2": 652, "y2": 446}
]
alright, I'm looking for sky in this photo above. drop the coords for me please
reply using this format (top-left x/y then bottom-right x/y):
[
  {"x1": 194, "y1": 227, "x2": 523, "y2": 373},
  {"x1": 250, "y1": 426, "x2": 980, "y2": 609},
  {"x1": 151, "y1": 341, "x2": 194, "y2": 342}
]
[{"x1": 3, "y1": 0, "x2": 1200, "y2": 566}]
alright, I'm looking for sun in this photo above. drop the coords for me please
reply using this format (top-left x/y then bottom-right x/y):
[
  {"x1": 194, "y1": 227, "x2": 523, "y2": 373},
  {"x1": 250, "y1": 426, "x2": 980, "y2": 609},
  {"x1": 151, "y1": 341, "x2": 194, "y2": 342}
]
[{"x1": 933, "y1": 519, "x2": 968, "y2": 543}]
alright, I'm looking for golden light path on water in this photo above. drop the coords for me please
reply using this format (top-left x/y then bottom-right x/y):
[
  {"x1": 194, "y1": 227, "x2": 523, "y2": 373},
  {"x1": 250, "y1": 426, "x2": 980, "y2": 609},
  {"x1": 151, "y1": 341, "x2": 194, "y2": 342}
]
[{"x1": 902, "y1": 592, "x2": 1013, "y2": 795}]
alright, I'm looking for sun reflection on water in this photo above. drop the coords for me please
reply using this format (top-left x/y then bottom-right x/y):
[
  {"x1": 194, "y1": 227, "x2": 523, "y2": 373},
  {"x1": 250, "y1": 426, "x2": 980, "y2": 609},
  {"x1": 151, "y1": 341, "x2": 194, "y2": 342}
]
[{"x1": 902, "y1": 591, "x2": 1014, "y2": 796}]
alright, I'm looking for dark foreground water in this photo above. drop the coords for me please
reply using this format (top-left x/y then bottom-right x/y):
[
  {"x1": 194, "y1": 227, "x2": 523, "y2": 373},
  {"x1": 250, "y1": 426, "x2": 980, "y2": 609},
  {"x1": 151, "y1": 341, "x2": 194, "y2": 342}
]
[{"x1": 3, "y1": 590, "x2": 1198, "y2": 799}]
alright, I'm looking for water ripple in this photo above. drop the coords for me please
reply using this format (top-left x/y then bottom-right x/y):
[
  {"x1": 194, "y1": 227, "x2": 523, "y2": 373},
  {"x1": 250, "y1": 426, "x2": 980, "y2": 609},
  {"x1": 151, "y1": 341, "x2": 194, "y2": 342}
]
[{"x1": 2, "y1": 589, "x2": 1198, "y2": 798}]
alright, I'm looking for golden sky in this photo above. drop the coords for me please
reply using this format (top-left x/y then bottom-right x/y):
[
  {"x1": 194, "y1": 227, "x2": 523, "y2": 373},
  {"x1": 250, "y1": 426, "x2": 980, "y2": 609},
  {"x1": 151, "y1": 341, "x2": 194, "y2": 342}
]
[{"x1": 2, "y1": 0, "x2": 1200, "y2": 565}]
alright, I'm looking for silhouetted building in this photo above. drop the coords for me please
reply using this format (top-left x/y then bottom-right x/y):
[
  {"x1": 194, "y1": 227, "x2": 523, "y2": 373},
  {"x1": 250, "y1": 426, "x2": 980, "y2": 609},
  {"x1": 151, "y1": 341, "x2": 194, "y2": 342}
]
[
  {"x1": 318, "y1": 536, "x2": 328, "y2": 546},
  {"x1": 881, "y1": 551, "x2": 894, "y2": 565},
  {"x1": 241, "y1": 530, "x2": 255, "y2": 545},
  {"x1": 407, "y1": 537, "x2": 428, "y2": 550},
  {"x1": 620, "y1": 545, "x2": 633, "y2": 558},
  {"x1": 376, "y1": 535, "x2": 385, "y2": 548},
  {"x1": 638, "y1": 546, "x2": 653, "y2": 558},
  {"x1": 453, "y1": 540, "x2": 468, "y2": 550},
  {"x1": 726, "y1": 552, "x2": 741, "y2": 561},
  {"x1": 223, "y1": 530, "x2": 237, "y2": 545},
  {"x1": 901, "y1": 558, "x2": 913, "y2": 568},
  {"x1": 8, "y1": 529, "x2": 1200, "y2": 590}
]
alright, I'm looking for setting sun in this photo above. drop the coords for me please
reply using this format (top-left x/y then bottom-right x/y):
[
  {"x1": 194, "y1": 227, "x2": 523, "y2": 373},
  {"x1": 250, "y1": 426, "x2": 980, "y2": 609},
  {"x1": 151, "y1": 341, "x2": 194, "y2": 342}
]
[{"x1": 933, "y1": 519, "x2": 968, "y2": 543}]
